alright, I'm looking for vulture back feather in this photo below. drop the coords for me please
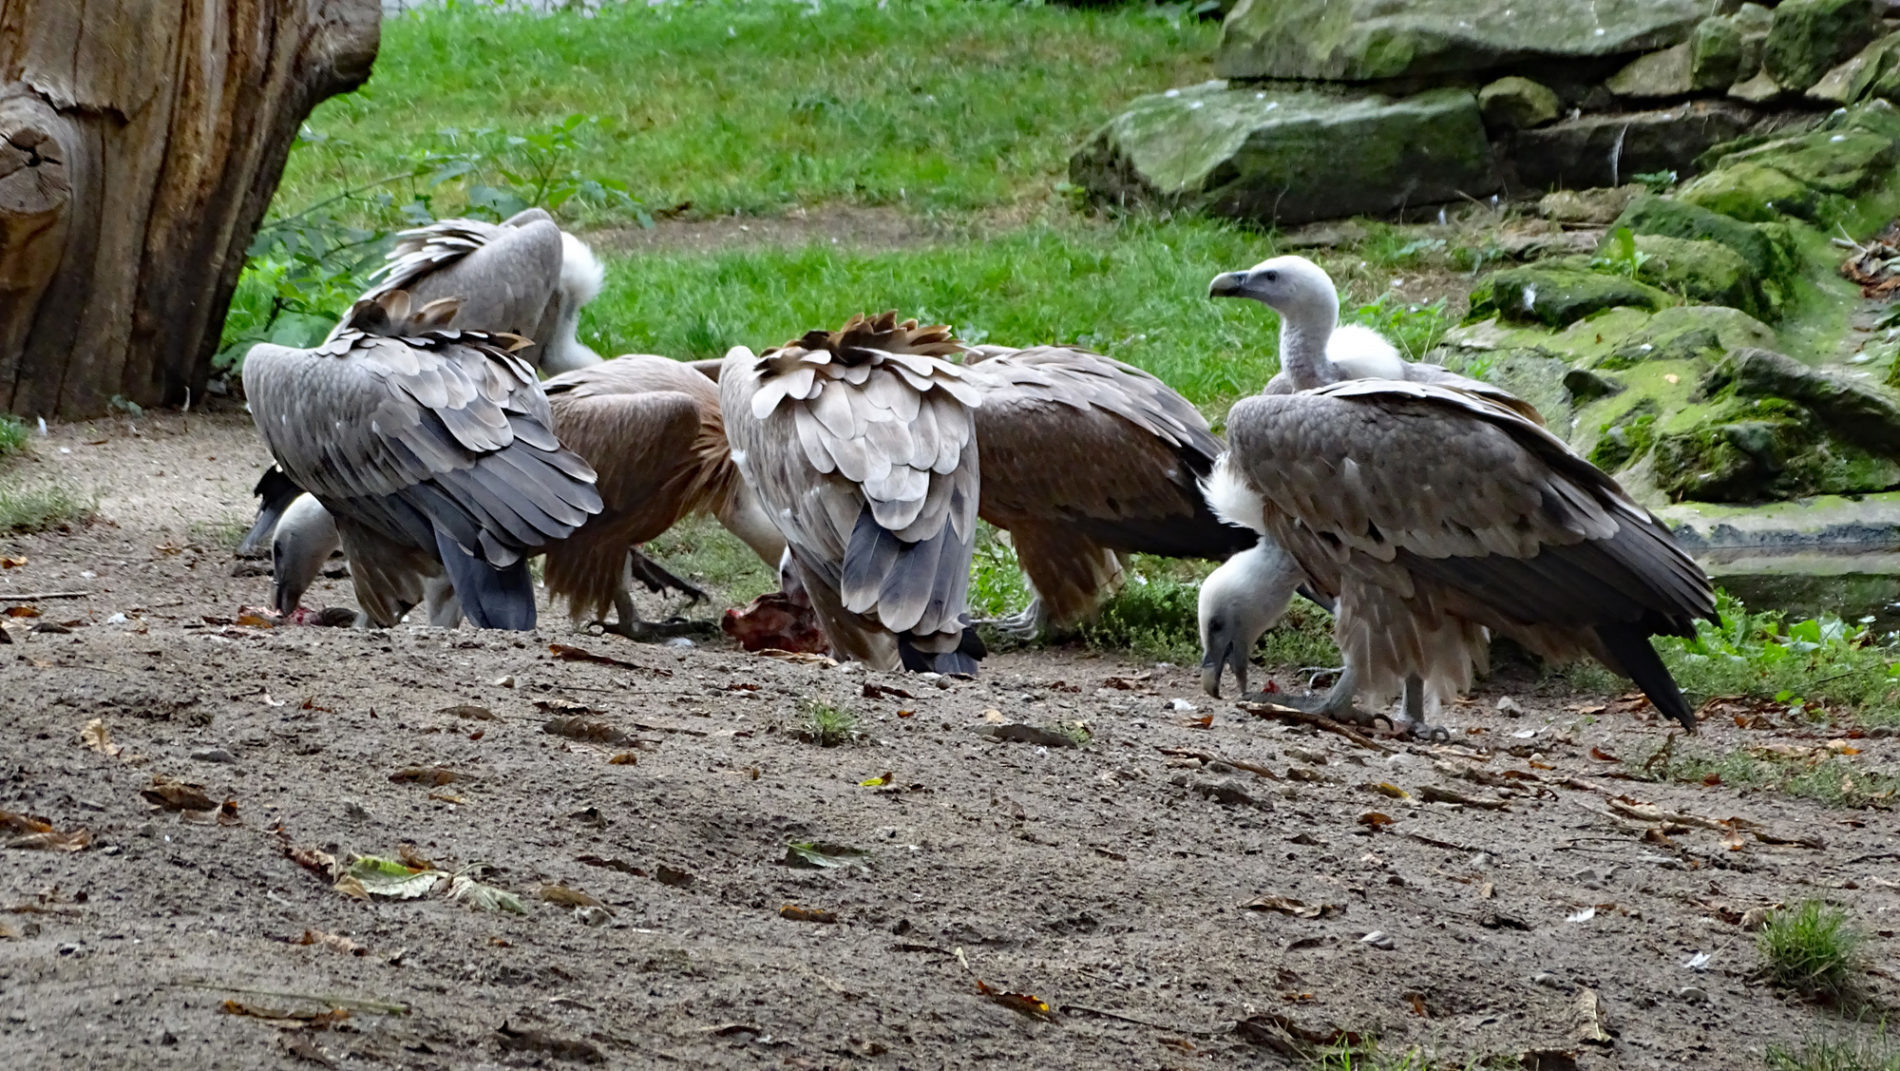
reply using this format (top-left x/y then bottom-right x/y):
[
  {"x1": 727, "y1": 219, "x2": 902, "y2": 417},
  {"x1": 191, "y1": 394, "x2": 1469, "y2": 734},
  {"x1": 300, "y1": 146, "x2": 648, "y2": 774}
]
[
  {"x1": 1223, "y1": 377, "x2": 1715, "y2": 727},
  {"x1": 721, "y1": 312, "x2": 984, "y2": 673},
  {"x1": 243, "y1": 289, "x2": 603, "y2": 630}
]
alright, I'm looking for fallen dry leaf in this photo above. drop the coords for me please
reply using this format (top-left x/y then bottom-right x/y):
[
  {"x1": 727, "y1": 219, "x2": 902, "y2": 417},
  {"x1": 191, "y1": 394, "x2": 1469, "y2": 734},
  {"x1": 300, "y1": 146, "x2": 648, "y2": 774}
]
[
  {"x1": 220, "y1": 999, "x2": 349, "y2": 1028},
  {"x1": 549, "y1": 643, "x2": 671, "y2": 676},
  {"x1": 780, "y1": 903, "x2": 839, "y2": 923},
  {"x1": 542, "y1": 716, "x2": 632, "y2": 747},
  {"x1": 0, "y1": 810, "x2": 91, "y2": 852},
  {"x1": 4, "y1": 605, "x2": 39, "y2": 618},
  {"x1": 79, "y1": 718, "x2": 122, "y2": 759},
  {"x1": 293, "y1": 930, "x2": 365, "y2": 957},
  {"x1": 0, "y1": 555, "x2": 25, "y2": 568},
  {"x1": 388, "y1": 766, "x2": 460, "y2": 786},
  {"x1": 142, "y1": 775, "x2": 216, "y2": 812},
  {"x1": 538, "y1": 884, "x2": 605, "y2": 909},
  {"x1": 607, "y1": 752, "x2": 639, "y2": 765},
  {"x1": 1243, "y1": 896, "x2": 1340, "y2": 919},
  {"x1": 438, "y1": 704, "x2": 496, "y2": 721}
]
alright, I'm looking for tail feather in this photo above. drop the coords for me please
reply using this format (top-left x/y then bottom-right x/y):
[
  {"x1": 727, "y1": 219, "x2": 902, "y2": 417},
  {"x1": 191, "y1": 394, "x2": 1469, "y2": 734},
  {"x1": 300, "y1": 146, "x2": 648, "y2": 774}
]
[
  {"x1": 896, "y1": 624, "x2": 985, "y2": 676},
  {"x1": 433, "y1": 526, "x2": 536, "y2": 630},
  {"x1": 1597, "y1": 625, "x2": 1695, "y2": 730}
]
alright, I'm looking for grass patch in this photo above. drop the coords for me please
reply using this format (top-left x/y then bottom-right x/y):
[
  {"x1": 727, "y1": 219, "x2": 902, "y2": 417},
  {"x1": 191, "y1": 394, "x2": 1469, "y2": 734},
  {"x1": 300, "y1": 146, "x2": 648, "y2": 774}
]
[
  {"x1": 277, "y1": 0, "x2": 1216, "y2": 227},
  {"x1": 643, "y1": 514, "x2": 779, "y2": 606},
  {"x1": 0, "y1": 415, "x2": 27, "y2": 460},
  {"x1": 1769, "y1": 1027, "x2": 1900, "y2": 1071},
  {"x1": 799, "y1": 699, "x2": 861, "y2": 747},
  {"x1": 1628, "y1": 738, "x2": 1900, "y2": 808},
  {"x1": 587, "y1": 220, "x2": 1450, "y2": 410},
  {"x1": 1639, "y1": 591, "x2": 1900, "y2": 727},
  {"x1": 0, "y1": 481, "x2": 95, "y2": 534},
  {"x1": 1758, "y1": 900, "x2": 1868, "y2": 1001}
]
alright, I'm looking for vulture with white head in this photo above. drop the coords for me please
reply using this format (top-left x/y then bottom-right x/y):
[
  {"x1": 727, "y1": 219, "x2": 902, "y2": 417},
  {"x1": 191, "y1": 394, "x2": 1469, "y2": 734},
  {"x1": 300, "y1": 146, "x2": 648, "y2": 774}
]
[
  {"x1": 954, "y1": 344, "x2": 1257, "y2": 636},
  {"x1": 721, "y1": 312, "x2": 985, "y2": 674},
  {"x1": 1205, "y1": 256, "x2": 1716, "y2": 736},
  {"x1": 1199, "y1": 255, "x2": 1541, "y2": 703},
  {"x1": 540, "y1": 353, "x2": 787, "y2": 636},
  {"x1": 242, "y1": 290, "x2": 603, "y2": 630}
]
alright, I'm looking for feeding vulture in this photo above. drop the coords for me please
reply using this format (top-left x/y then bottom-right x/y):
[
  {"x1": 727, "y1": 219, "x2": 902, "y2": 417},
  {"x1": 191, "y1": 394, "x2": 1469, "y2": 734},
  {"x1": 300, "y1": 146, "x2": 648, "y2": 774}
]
[
  {"x1": 1199, "y1": 255, "x2": 1544, "y2": 702},
  {"x1": 721, "y1": 312, "x2": 985, "y2": 674},
  {"x1": 953, "y1": 344, "x2": 1257, "y2": 636},
  {"x1": 1205, "y1": 256, "x2": 1716, "y2": 736},
  {"x1": 242, "y1": 290, "x2": 603, "y2": 630},
  {"x1": 540, "y1": 353, "x2": 788, "y2": 637}
]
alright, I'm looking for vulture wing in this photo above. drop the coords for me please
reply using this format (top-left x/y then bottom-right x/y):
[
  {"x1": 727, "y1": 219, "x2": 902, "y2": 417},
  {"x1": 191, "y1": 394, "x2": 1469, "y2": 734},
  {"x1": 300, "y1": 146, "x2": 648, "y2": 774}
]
[
  {"x1": 364, "y1": 209, "x2": 564, "y2": 345},
  {"x1": 721, "y1": 313, "x2": 983, "y2": 673},
  {"x1": 243, "y1": 294, "x2": 602, "y2": 628},
  {"x1": 1226, "y1": 378, "x2": 1713, "y2": 725}
]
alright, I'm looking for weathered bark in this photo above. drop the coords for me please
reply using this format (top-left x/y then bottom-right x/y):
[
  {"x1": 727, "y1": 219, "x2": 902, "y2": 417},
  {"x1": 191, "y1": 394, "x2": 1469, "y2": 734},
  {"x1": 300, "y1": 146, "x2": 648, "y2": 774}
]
[{"x1": 0, "y1": 0, "x2": 379, "y2": 419}]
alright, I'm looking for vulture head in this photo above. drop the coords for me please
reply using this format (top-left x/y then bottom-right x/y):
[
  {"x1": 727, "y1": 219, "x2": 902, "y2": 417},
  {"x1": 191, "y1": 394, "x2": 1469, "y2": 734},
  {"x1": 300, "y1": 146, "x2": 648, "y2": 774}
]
[
  {"x1": 1196, "y1": 540, "x2": 1303, "y2": 698},
  {"x1": 1207, "y1": 255, "x2": 1339, "y2": 326},
  {"x1": 270, "y1": 493, "x2": 340, "y2": 617}
]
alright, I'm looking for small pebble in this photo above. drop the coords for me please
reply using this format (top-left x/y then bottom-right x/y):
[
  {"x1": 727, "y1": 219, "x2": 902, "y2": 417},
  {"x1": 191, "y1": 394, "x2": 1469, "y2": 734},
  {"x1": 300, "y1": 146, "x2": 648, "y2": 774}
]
[
  {"x1": 1533, "y1": 972, "x2": 1563, "y2": 989},
  {"x1": 1676, "y1": 985, "x2": 1709, "y2": 1003},
  {"x1": 190, "y1": 748, "x2": 236, "y2": 764},
  {"x1": 1496, "y1": 696, "x2": 1523, "y2": 716},
  {"x1": 664, "y1": 637, "x2": 694, "y2": 648},
  {"x1": 1360, "y1": 930, "x2": 1394, "y2": 950},
  {"x1": 573, "y1": 905, "x2": 612, "y2": 927},
  {"x1": 136, "y1": 823, "x2": 157, "y2": 839},
  {"x1": 1170, "y1": 699, "x2": 1198, "y2": 713},
  {"x1": 493, "y1": 675, "x2": 515, "y2": 688}
]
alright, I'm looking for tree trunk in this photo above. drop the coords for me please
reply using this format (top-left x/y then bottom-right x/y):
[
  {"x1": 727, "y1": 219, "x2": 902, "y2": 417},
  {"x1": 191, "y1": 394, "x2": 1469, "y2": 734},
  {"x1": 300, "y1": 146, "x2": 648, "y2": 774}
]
[{"x1": 0, "y1": 0, "x2": 379, "y2": 419}]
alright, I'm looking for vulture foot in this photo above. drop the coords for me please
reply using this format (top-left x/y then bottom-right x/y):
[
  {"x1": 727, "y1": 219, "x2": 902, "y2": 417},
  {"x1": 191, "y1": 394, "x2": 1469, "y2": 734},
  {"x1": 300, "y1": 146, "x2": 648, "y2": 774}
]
[
  {"x1": 1300, "y1": 665, "x2": 1345, "y2": 690},
  {"x1": 975, "y1": 600, "x2": 1048, "y2": 643},
  {"x1": 594, "y1": 615, "x2": 716, "y2": 643}
]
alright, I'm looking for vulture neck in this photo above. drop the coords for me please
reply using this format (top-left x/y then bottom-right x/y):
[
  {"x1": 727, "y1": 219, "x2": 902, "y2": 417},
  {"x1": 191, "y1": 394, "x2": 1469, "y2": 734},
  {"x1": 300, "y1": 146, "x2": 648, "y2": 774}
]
[
  {"x1": 1275, "y1": 307, "x2": 1343, "y2": 391},
  {"x1": 540, "y1": 305, "x2": 604, "y2": 375}
]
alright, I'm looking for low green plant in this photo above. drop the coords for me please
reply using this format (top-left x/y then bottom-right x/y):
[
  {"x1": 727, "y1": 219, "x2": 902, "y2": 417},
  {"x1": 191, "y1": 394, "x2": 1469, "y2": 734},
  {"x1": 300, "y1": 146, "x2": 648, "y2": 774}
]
[
  {"x1": 1630, "y1": 740, "x2": 1899, "y2": 808},
  {"x1": 0, "y1": 480, "x2": 95, "y2": 533},
  {"x1": 1768, "y1": 1026, "x2": 1900, "y2": 1071},
  {"x1": 1631, "y1": 169, "x2": 1679, "y2": 194},
  {"x1": 1759, "y1": 900, "x2": 1867, "y2": 1000},
  {"x1": 1080, "y1": 567, "x2": 1206, "y2": 664},
  {"x1": 1346, "y1": 294, "x2": 1455, "y2": 362},
  {"x1": 800, "y1": 699, "x2": 860, "y2": 747},
  {"x1": 642, "y1": 515, "x2": 778, "y2": 606},
  {"x1": 1592, "y1": 226, "x2": 1653, "y2": 278},
  {"x1": 0, "y1": 415, "x2": 27, "y2": 459}
]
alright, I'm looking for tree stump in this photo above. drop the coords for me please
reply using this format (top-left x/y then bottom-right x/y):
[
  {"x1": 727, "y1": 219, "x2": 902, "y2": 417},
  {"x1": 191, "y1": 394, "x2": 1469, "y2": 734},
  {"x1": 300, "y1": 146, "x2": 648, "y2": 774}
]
[{"x1": 0, "y1": 0, "x2": 380, "y2": 419}]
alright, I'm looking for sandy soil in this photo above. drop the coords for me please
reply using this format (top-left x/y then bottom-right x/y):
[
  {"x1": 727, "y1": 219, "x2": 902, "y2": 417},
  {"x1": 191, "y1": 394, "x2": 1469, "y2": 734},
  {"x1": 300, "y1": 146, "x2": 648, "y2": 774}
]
[{"x1": 1, "y1": 410, "x2": 1896, "y2": 1070}]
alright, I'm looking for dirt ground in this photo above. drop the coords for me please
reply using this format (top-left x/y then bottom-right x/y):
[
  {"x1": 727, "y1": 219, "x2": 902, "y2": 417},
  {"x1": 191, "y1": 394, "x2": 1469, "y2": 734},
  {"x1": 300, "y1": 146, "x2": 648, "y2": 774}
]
[{"x1": 2, "y1": 410, "x2": 1896, "y2": 1070}]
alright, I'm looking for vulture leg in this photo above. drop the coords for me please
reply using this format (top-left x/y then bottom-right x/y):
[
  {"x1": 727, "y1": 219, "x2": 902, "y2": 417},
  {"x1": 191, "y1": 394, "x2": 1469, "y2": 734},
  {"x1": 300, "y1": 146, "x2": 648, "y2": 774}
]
[
  {"x1": 595, "y1": 557, "x2": 715, "y2": 643},
  {"x1": 625, "y1": 548, "x2": 709, "y2": 605},
  {"x1": 980, "y1": 598, "x2": 1048, "y2": 641},
  {"x1": 423, "y1": 575, "x2": 462, "y2": 628}
]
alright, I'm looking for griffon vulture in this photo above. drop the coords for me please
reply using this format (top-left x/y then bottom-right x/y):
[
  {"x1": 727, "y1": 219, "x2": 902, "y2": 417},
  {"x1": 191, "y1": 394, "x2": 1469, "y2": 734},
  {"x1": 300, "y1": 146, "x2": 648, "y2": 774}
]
[
  {"x1": 242, "y1": 290, "x2": 603, "y2": 630},
  {"x1": 953, "y1": 344, "x2": 1257, "y2": 637},
  {"x1": 1199, "y1": 255, "x2": 1547, "y2": 707},
  {"x1": 721, "y1": 312, "x2": 985, "y2": 674},
  {"x1": 367, "y1": 207, "x2": 607, "y2": 374},
  {"x1": 540, "y1": 353, "x2": 787, "y2": 637}
]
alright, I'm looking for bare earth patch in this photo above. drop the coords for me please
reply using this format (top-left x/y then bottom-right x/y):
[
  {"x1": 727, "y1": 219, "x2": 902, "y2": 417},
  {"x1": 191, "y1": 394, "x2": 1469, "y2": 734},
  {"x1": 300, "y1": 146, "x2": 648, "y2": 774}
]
[{"x1": 1, "y1": 413, "x2": 1895, "y2": 1068}]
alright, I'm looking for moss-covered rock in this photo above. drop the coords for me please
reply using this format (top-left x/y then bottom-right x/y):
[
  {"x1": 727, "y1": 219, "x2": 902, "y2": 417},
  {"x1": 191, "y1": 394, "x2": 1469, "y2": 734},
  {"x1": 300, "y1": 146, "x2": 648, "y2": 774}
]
[
  {"x1": 1069, "y1": 83, "x2": 1498, "y2": 226},
  {"x1": 1620, "y1": 235, "x2": 1760, "y2": 317},
  {"x1": 1216, "y1": 0, "x2": 1706, "y2": 81},
  {"x1": 1478, "y1": 77, "x2": 1560, "y2": 131},
  {"x1": 1807, "y1": 32, "x2": 1900, "y2": 104},
  {"x1": 1691, "y1": 16, "x2": 1749, "y2": 91},
  {"x1": 1719, "y1": 126, "x2": 1900, "y2": 196},
  {"x1": 1468, "y1": 266, "x2": 1668, "y2": 329},
  {"x1": 1763, "y1": 0, "x2": 1878, "y2": 91},
  {"x1": 1708, "y1": 346, "x2": 1900, "y2": 452},
  {"x1": 1608, "y1": 194, "x2": 1796, "y2": 290},
  {"x1": 1590, "y1": 397, "x2": 1661, "y2": 471},
  {"x1": 1652, "y1": 398, "x2": 1816, "y2": 501},
  {"x1": 1597, "y1": 305, "x2": 1778, "y2": 368},
  {"x1": 1607, "y1": 43, "x2": 1694, "y2": 99},
  {"x1": 1507, "y1": 103, "x2": 1757, "y2": 192},
  {"x1": 1679, "y1": 160, "x2": 1821, "y2": 222}
]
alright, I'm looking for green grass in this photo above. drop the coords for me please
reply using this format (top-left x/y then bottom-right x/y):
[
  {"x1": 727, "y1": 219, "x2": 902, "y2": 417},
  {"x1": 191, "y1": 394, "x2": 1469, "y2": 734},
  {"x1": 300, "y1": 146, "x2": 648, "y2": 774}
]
[
  {"x1": 0, "y1": 481, "x2": 95, "y2": 534},
  {"x1": 644, "y1": 514, "x2": 779, "y2": 606},
  {"x1": 0, "y1": 416, "x2": 27, "y2": 459},
  {"x1": 799, "y1": 699, "x2": 861, "y2": 747},
  {"x1": 1758, "y1": 900, "x2": 1868, "y2": 1001},
  {"x1": 276, "y1": 0, "x2": 1216, "y2": 227},
  {"x1": 1628, "y1": 739, "x2": 1900, "y2": 809},
  {"x1": 1769, "y1": 1027, "x2": 1900, "y2": 1071}
]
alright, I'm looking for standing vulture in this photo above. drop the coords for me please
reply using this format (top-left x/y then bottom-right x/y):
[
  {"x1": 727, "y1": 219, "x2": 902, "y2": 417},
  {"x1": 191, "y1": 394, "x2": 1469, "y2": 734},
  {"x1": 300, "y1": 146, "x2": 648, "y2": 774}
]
[
  {"x1": 1205, "y1": 259, "x2": 1715, "y2": 735},
  {"x1": 721, "y1": 312, "x2": 985, "y2": 674},
  {"x1": 243, "y1": 291, "x2": 603, "y2": 630},
  {"x1": 954, "y1": 344, "x2": 1257, "y2": 636},
  {"x1": 1199, "y1": 255, "x2": 1542, "y2": 702},
  {"x1": 366, "y1": 207, "x2": 607, "y2": 374},
  {"x1": 541, "y1": 354, "x2": 788, "y2": 637}
]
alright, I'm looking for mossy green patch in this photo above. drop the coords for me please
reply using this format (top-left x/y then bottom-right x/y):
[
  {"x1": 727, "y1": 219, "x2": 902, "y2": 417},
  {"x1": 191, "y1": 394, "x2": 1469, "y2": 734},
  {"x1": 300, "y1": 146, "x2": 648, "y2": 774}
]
[
  {"x1": 1468, "y1": 266, "x2": 1668, "y2": 328},
  {"x1": 1680, "y1": 160, "x2": 1822, "y2": 223},
  {"x1": 1630, "y1": 234, "x2": 1767, "y2": 318},
  {"x1": 1589, "y1": 397, "x2": 1661, "y2": 471}
]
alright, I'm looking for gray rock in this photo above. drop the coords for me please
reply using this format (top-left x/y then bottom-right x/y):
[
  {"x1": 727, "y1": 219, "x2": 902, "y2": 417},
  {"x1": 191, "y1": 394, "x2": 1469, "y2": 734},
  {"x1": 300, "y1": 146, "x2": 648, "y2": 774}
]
[
  {"x1": 1763, "y1": 0, "x2": 1878, "y2": 91},
  {"x1": 190, "y1": 747, "x2": 237, "y2": 764},
  {"x1": 1217, "y1": 0, "x2": 1707, "y2": 81},
  {"x1": 1630, "y1": 234, "x2": 1769, "y2": 319},
  {"x1": 1729, "y1": 68, "x2": 1792, "y2": 103},
  {"x1": 1070, "y1": 82, "x2": 1497, "y2": 226},
  {"x1": 1507, "y1": 102, "x2": 1757, "y2": 191},
  {"x1": 1469, "y1": 266, "x2": 1668, "y2": 328},
  {"x1": 1608, "y1": 43, "x2": 1695, "y2": 98},
  {"x1": 1539, "y1": 185, "x2": 1644, "y2": 224},
  {"x1": 1712, "y1": 347, "x2": 1900, "y2": 453},
  {"x1": 1479, "y1": 77, "x2": 1561, "y2": 130}
]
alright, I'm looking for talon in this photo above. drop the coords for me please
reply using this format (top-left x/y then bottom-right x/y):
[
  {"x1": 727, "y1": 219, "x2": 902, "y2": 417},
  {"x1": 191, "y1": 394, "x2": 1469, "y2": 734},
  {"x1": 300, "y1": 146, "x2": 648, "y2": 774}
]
[{"x1": 1300, "y1": 665, "x2": 1344, "y2": 689}]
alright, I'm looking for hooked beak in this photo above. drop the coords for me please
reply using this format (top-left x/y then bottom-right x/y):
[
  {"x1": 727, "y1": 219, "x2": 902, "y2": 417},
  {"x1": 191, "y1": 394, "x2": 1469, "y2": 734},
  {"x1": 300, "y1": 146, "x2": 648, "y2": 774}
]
[
  {"x1": 1208, "y1": 271, "x2": 1250, "y2": 300},
  {"x1": 1199, "y1": 625, "x2": 1249, "y2": 699},
  {"x1": 238, "y1": 497, "x2": 291, "y2": 558}
]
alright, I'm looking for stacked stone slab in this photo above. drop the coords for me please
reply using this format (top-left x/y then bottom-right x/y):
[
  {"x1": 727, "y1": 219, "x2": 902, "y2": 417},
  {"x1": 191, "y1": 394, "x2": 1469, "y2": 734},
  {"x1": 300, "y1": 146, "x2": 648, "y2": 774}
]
[{"x1": 1072, "y1": 0, "x2": 1899, "y2": 225}]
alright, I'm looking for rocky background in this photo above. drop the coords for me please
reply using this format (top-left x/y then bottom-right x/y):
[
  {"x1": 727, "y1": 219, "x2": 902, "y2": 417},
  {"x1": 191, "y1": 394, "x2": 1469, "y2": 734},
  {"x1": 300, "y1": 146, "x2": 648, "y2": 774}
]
[{"x1": 1073, "y1": 0, "x2": 1900, "y2": 556}]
